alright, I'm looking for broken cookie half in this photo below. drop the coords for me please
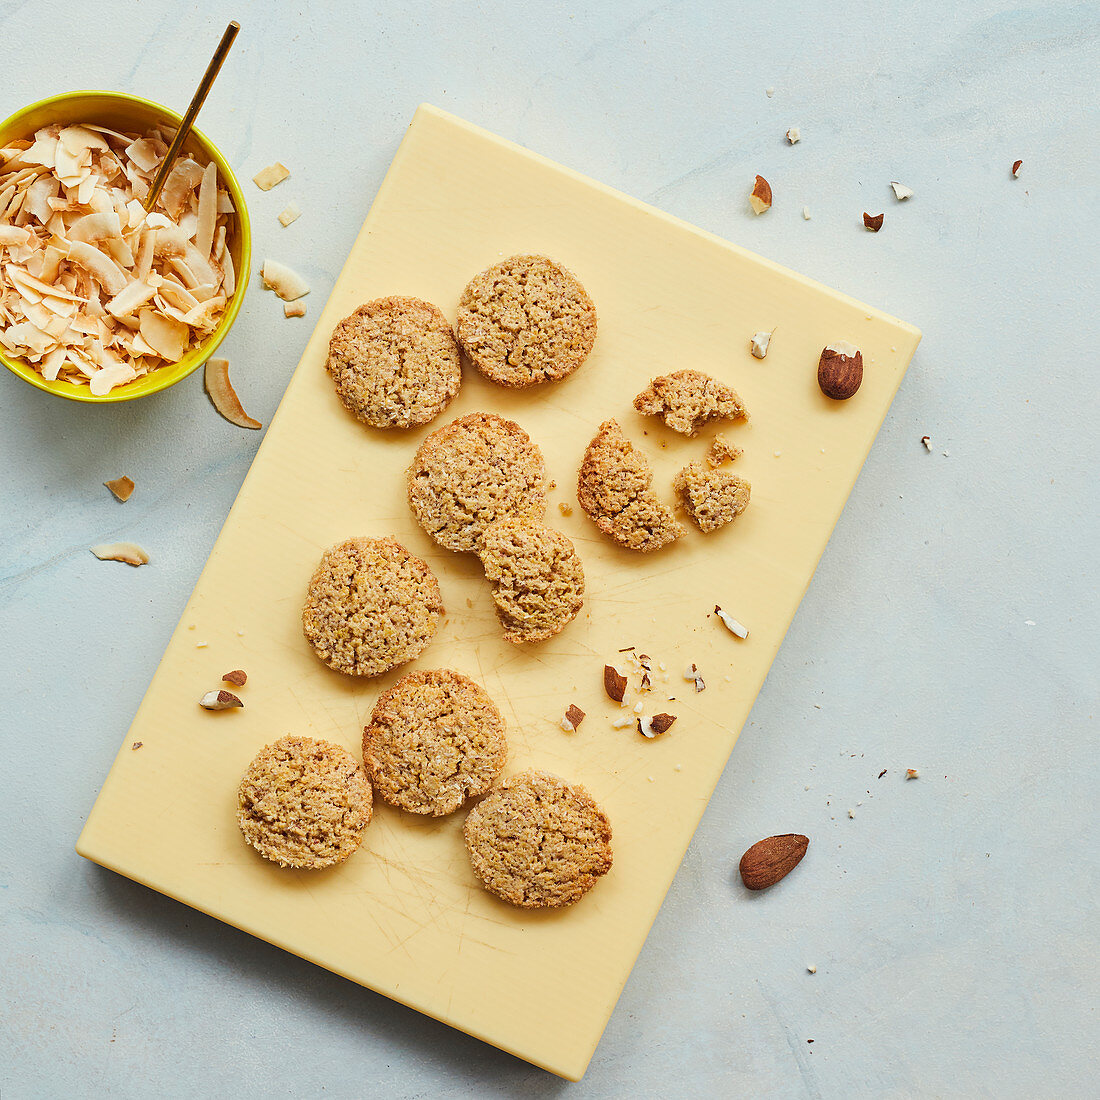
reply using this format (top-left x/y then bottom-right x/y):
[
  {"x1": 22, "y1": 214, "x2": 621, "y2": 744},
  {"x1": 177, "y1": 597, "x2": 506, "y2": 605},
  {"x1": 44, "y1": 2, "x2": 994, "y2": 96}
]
[
  {"x1": 478, "y1": 517, "x2": 585, "y2": 644},
  {"x1": 673, "y1": 462, "x2": 751, "y2": 533},
  {"x1": 633, "y1": 370, "x2": 748, "y2": 436},
  {"x1": 577, "y1": 418, "x2": 684, "y2": 552}
]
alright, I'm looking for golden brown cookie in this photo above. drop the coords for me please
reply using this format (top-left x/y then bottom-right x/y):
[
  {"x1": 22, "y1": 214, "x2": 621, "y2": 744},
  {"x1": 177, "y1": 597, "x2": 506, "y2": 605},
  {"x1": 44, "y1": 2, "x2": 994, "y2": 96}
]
[
  {"x1": 673, "y1": 462, "x2": 751, "y2": 532},
  {"x1": 237, "y1": 735, "x2": 372, "y2": 869},
  {"x1": 407, "y1": 412, "x2": 547, "y2": 552},
  {"x1": 301, "y1": 536, "x2": 444, "y2": 677},
  {"x1": 463, "y1": 770, "x2": 613, "y2": 908},
  {"x1": 633, "y1": 370, "x2": 748, "y2": 435},
  {"x1": 577, "y1": 418, "x2": 684, "y2": 552},
  {"x1": 456, "y1": 255, "x2": 597, "y2": 387},
  {"x1": 478, "y1": 518, "x2": 585, "y2": 643},
  {"x1": 325, "y1": 296, "x2": 461, "y2": 429},
  {"x1": 363, "y1": 669, "x2": 507, "y2": 816}
]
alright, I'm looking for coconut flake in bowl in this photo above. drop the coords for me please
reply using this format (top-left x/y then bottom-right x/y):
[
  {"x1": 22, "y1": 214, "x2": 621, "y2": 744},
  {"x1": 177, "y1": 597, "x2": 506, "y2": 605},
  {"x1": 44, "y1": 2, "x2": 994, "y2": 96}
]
[{"x1": 0, "y1": 121, "x2": 238, "y2": 395}]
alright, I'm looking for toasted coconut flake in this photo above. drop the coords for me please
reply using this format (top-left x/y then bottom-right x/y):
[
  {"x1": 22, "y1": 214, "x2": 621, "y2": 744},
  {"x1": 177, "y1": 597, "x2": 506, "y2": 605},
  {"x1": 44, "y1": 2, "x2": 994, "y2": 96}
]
[
  {"x1": 106, "y1": 279, "x2": 157, "y2": 318},
  {"x1": 124, "y1": 137, "x2": 160, "y2": 173},
  {"x1": 204, "y1": 358, "x2": 262, "y2": 430},
  {"x1": 277, "y1": 201, "x2": 301, "y2": 227},
  {"x1": 89, "y1": 362, "x2": 137, "y2": 395},
  {"x1": 90, "y1": 541, "x2": 149, "y2": 566},
  {"x1": 194, "y1": 161, "x2": 218, "y2": 257},
  {"x1": 283, "y1": 300, "x2": 306, "y2": 318},
  {"x1": 260, "y1": 258, "x2": 309, "y2": 301},
  {"x1": 65, "y1": 240, "x2": 127, "y2": 296},
  {"x1": 104, "y1": 475, "x2": 135, "y2": 502},
  {"x1": 159, "y1": 158, "x2": 204, "y2": 219},
  {"x1": 138, "y1": 308, "x2": 188, "y2": 362},
  {"x1": 252, "y1": 162, "x2": 290, "y2": 190}
]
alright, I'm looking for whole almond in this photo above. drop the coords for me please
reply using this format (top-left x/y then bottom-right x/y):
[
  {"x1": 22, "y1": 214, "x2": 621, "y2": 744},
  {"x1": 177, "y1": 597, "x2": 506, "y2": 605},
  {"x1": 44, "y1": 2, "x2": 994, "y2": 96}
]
[
  {"x1": 739, "y1": 833, "x2": 809, "y2": 890},
  {"x1": 818, "y1": 343, "x2": 863, "y2": 400}
]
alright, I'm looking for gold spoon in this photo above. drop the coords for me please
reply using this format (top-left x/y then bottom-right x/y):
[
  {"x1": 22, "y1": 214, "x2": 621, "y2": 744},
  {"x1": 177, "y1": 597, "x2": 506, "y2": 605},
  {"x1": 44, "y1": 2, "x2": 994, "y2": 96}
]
[{"x1": 143, "y1": 21, "x2": 239, "y2": 213}]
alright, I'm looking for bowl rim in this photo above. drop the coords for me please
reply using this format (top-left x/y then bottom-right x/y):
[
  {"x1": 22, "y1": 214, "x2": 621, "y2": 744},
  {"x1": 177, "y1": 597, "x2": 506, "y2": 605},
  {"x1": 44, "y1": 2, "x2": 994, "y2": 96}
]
[{"x1": 0, "y1": 89, "x2": 251, "y2": 403}]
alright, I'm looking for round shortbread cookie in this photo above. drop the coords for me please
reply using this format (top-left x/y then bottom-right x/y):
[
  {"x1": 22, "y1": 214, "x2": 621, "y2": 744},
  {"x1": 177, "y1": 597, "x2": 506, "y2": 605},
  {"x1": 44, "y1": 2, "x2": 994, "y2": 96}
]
[
  {"x1": 302, "y1": 536, "x2": 444, "y2": 677},
  {"x1": 577, "y1": 418, "x2": 684, "y2": 552},
  {"x1": 478, "y1": 518, "x2": 585, "y2": 644},
  {"x1": 237, "y1": 735, "x2": 372, "y2": 870},
  {"x1": 407, "y1": 412, "x2": 547, "y2": 553},
  {"x1": 463, "y1": 770, "x2": 613, "y2": 909},
  {"x1": 325, "y1": 296, "x2": 462, "y2": 429},
  {"x1": 363, "y1": 669, "x2": 507, "y2": 816},
  {"x1": 456, "y1": 255, "x2": 597, "y2": 387}
]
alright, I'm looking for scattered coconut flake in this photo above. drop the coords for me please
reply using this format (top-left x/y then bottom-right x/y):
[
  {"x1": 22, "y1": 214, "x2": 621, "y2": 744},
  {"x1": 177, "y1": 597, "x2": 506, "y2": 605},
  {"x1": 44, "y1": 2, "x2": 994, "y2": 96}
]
[
  {"x1": 890, "y1": 181, "x2": 914, "y2": 201},
  {"x1": 253, "y1": 163, "x2": 290, "y2": 191},
  {"x1": 260, "y1": 258, "x2": 309, "y2": 301},
  {"x1": 807, "y1": 964, "x2": 817, "y2": 974},
  {"x1": 90, "y1": 541, "x2": 149, "y2": 566},
  {"x1": 715, "y1": 605, "x2": 749, "y2": 639},
  {"x1": 802, "y1": 206, "x2": 812, "y2": 220},
  {"x1": 104, "y1": 475, "x2": 135, "y2": 502},
  {"x1": 283, "y1": 300, "x2": 306, "y2": 318},
  {"x1": 277, "y1": 201, "x2": 301, "y2": 227},
  {"x1": 204, "y1": 358, "x2": 262, "y2": 430},
  {"x1": 611, "y1": 715, "x2": 634, "y2": 730}
]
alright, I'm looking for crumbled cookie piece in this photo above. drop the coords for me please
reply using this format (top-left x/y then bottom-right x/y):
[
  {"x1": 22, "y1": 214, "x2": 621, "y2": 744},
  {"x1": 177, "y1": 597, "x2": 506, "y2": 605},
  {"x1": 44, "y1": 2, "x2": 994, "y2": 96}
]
[
  {"x1": 301, "y1": 536, "x2": 443, "y2": 677},
  {"x1": 463, "y1": 770, "x2": 613, "y2": 908},
  {"x1": 363, "y1": 669, "x2": 507, "y2": 816},
  {"x1": 633, "y1": 370, "x2": 748, "y2": 436},
  {"x1": 456, "y1": 255, "x2": 597, "y2": 387},
  {"x1": 478, "y1": 518, "x2": 584, "y2": 643},
  {"x1": 237, "y1": 736, "x2": 372, "y2": 869},
  {"x1": 706, "y1": 434, "x2": 743, "y2": 468},
  {"x1": 325, "y1": 296, "x2": 461, "y2": 429},
  {"x1": 673, "y1": 462, "x2": 751, "y2": 532},
  {"x1": 578, "y1": 419, "x2": 684, "y2": 552}
]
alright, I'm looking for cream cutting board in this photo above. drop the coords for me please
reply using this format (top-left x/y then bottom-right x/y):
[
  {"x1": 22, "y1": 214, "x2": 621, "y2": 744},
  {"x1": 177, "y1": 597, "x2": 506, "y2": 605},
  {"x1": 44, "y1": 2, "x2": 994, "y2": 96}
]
[{"x1": 77, "y1": 104, "x2": 920, "y2": 1080}]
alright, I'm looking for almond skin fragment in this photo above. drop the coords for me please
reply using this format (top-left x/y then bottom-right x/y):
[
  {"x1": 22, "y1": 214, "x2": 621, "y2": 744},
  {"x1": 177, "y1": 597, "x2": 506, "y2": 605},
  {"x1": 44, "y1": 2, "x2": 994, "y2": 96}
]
[
  {"x1": 603, "y1": 664, "x2": 627, "y2": 702},
  {"x1": 104, "y1": 476, "x2": 135, "y2": 502},
  {"x1": 739, "y1": 833, "x2": 809, "y2": 890},
  {"x1": 199, "y1": 689, "x2": 243, "y2": 710},
  {"x1": 204, "y1": 358, "x2": 262, "y2": 430},
  {"x1": 222, "y1": 669, "x2": 247, "y2": 686}
]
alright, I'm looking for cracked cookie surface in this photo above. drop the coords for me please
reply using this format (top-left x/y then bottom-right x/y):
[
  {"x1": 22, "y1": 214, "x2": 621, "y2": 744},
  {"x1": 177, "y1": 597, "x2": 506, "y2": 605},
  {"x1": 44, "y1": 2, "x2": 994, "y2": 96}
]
[
  {"x1": 407, "y1": 412, "x2": 547, "y2": 552},
  {"x1": 363, "y1": 669, "x2": 507, "y2": 816},
  {"x1": 577, "y1": 418, "x2": 684, "y2": 552},
  {"x1": 673, "y1": 462, "x2": 751, "y2": 532},
  {"x1": 478, "y1": 518, "x2": 585, "y2": 644},
  {"x1": 456, "y1": 255, "x2": 597, "y2": 387},
  {"x1": 325, "y1": 296, "x2": 462, "y2": 429},
  {"x1": 463, "y1": 770, "x2": 613, "y2": 908},
  {"x1": 633, "y1": 370, "x2": 748, "y2": 435},
  {"x1": 237, "y1": 735, "x2": 372, "y2": 869},
  {"x1": 302, "y1": 536, "x2": 443, "y2": 677}
]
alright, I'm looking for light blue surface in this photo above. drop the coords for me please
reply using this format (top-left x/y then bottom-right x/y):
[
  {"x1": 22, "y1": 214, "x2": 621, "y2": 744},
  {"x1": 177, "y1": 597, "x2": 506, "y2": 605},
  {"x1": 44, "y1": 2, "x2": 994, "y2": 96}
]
[{"x1": 1, "y1": 1, "x2": 1097, "y2": 1096}]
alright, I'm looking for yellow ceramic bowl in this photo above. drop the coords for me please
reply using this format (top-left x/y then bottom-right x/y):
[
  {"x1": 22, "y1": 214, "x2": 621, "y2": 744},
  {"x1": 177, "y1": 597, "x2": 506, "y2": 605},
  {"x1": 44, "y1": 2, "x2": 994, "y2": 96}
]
[{"x1": 0, "y1": 90, "x2": 251, "y2": 402}]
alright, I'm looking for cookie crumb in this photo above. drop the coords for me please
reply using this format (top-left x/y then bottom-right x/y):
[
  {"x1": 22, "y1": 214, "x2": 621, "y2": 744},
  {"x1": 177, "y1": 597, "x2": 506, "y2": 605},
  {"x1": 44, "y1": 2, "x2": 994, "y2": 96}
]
[{"x1": 558, "y1": 501, "x2": 573, "y2": 516}]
